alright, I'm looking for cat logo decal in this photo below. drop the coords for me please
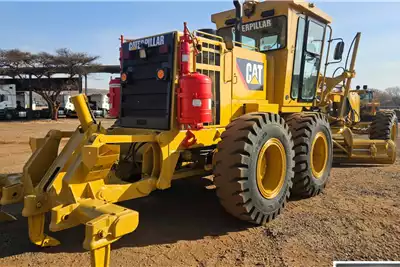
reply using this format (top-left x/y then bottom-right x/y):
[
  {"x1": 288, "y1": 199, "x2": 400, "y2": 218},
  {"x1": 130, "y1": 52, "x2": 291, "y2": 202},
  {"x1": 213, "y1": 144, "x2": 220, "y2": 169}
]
[{"x1": 236, "y1": 58, "x2": 264, "y2": 91}]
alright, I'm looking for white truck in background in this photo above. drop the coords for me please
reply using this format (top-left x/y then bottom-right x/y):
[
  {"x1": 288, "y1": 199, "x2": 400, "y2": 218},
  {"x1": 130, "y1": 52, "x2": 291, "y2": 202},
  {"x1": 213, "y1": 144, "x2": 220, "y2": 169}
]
[
  {"x1": 16, "y1": 91, "x2": 48, "y2": 110},
  {"x1": 17, "y1": 91, "x2": 49, "y2": 118},
  {"x1": 88, "y1": 93, "x2": 109, "y2": 117},
  {"x1": 58, "y1": 94, "x2": 76, "y2": 117},
  {"x1": 57, "y1": 92, "x2": 110, "y2": 118},
  {"x1": 0, "y1": 84, "x2": 28, "y2": 120},
  {"x1": 0, "y1": 84, "x2": 51, "y2": 120}
]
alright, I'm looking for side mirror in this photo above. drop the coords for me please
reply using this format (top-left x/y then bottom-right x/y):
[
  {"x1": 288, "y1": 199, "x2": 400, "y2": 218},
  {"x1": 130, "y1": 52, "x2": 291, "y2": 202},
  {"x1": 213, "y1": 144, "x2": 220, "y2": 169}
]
[{"x1": 333, "y1": 41, "x2": 345, "y2": 60}]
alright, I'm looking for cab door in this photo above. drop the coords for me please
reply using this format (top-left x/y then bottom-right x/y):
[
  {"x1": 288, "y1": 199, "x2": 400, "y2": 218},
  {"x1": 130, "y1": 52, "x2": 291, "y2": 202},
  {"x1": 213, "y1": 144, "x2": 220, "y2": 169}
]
[{"x1": 291, "y1": 16, "x2": 326, "y2": 102}]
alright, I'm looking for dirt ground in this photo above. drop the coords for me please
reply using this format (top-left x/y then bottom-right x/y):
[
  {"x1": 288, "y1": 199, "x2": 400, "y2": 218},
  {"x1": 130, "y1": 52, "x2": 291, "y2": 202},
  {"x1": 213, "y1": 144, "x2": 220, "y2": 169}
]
[{"x1": 0, "y1": 119, "x2": 399, "y2": 267}]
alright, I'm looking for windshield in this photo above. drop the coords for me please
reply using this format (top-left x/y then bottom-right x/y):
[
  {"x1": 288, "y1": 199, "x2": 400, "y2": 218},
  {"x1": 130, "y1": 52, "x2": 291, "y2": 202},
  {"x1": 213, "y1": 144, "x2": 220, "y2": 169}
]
[
  {"x1": 217, "y1": 16, "x2": 287, "y2": 52},
  {"x1": 360, "y1": 91, "x2": 373, "y2": 101}
]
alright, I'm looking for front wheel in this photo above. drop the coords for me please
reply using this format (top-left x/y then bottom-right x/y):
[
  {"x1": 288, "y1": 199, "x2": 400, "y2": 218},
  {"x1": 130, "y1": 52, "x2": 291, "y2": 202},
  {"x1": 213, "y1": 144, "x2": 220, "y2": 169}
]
[
  {"x1": 213, "y1": 112, "x2": 295, "y2": 225},
  {"x1": 5, "y1": 112, "x2": 13, "y2": 120}
]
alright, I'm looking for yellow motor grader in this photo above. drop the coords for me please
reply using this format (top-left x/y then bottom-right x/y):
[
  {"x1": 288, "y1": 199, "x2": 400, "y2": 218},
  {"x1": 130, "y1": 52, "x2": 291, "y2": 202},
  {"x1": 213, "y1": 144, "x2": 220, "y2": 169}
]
[
  {"x1": 1, "y1": 0, "x2": 397, "y2": 266},
  {"x1": 325, "y1": 83, "x2": 381, "y2": 121},
  {"x1": 322, "y1": 83, "x2": 397, "y2": 138},
  {"x1": 357, "y1": 86, "x2": 381, "y2": 121}
]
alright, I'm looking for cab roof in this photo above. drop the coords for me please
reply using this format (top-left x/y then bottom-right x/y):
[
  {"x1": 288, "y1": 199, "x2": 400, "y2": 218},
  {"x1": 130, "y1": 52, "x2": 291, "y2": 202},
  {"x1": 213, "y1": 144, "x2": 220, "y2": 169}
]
[
  {"x1": 294, "y1": 1, "x2": 332, "y2": 24},
  {"x1": 211, "y1": 1, "x2": 332, "y2": 27}
]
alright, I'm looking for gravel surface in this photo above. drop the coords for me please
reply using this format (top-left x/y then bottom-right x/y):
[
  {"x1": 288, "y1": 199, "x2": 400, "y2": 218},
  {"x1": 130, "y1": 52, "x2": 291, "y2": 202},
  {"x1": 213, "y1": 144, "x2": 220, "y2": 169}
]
[{"x1": 0, "y1": 119, "x2": 399, "y2": 267}]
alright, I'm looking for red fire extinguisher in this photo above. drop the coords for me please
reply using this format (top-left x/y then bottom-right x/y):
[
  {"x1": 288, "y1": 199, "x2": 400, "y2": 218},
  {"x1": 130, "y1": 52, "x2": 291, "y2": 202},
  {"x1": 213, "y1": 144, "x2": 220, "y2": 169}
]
[{"x1": 177, "y1": 22, "x2": 213, "y2": 131}]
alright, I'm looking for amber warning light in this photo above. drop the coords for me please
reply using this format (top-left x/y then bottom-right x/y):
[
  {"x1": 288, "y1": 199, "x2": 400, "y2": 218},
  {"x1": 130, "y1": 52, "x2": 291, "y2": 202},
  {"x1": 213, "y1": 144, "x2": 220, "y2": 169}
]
[
  {"x1": 121, "y1": 73, "x2": 127, "y2": 82},
  {"x1": 157, "y1": 69, "x2": 165, "y2": 80}
]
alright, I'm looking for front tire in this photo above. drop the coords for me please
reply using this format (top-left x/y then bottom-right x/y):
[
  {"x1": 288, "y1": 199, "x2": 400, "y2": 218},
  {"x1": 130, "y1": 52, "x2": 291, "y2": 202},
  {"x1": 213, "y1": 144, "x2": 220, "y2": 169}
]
[
  {"x1": 5, "y1": 112, "x2": 13, "y2": 120},
  {"x1": 214, "y1": 113, "x2": 295, "y2": 225},
  {"x1": 34, "y1": 111, "x2": 41, "y2": 119},
  {"x1": 286, "y1": 113, "x2": 333, "y2": 198}
]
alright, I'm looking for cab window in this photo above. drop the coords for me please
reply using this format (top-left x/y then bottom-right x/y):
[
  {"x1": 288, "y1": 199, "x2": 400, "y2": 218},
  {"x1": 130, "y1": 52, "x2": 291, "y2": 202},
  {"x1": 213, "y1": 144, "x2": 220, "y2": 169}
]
[
  {"x1": 360, "y1": 91, "x2": 373, "y2": 101},
  {"x1": 0, "y1": 95, "x2": 7, "y2": 102},
  {"x1": 218, "y1": 16, "x2": 287, "y2": 52}
]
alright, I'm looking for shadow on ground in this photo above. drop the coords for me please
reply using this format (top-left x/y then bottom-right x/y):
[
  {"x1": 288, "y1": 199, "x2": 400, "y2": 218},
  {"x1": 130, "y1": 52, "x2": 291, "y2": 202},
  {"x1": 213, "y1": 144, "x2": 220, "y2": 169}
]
[
  {"x1": 0, "y1": 176, "x2": 251, "y2": 258},
  {"x1": 332, "y1": 163, "x2": 383, "y2": 168},
  {"x1": 0, "y1": 158, "x2": 391, "y2": 258}
]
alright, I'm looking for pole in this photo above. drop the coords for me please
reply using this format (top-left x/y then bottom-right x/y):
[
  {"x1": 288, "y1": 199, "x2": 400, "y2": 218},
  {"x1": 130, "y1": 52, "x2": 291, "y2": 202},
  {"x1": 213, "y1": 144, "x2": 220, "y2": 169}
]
[
  {"x1": 79, "y1": 75, "x2": 83, "y2": 94},
  {"x1": 85, "y1": 74, "x2": 88, "y2": 95},
  {"x1": 29, "y1": 74, "x2": 33, "y2": 110}
]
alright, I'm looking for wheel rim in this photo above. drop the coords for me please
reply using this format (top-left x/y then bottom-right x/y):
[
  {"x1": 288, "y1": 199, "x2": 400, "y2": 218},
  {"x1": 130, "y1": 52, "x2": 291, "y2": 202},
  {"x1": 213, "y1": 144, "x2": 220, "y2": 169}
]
[
  {"x1": 256, "y1": 138, "x2": 286, "y2": 199},
  {"x1": 311, "y1": 132, "x2": 328, "y2": 179},
  {"x1": 391, "y1": 123, "x2": 397, "y2": 141}
]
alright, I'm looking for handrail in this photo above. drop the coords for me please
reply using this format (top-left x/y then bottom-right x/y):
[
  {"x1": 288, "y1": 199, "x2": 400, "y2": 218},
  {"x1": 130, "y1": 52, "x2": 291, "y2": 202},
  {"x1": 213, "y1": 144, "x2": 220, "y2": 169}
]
[
  {"x1": 193, "y1": 30, "x2": 224, "y2": 42},
  {"x1": 233, "y1": 41, "x2": 259, "y2": 51},
  {"x1": 320, "y1": 24, "x2": 333, "y2": 104},
  {"x1": 193, "y1": 30, "x2": 258, "y2": 51},
  {"x1": 338, "y1": 32, "x2": 361, "y2": 120}
]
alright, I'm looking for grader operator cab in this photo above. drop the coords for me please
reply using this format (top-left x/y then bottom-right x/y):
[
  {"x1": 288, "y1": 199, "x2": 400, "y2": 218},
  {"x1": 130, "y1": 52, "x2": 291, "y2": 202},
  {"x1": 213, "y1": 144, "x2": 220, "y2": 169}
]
[
  {"x1": 357, "y1": 85, "x2": 381, "y2": 121},
  {"x1": 1, "y1": 1, "x2": 397, "y2": 266}
]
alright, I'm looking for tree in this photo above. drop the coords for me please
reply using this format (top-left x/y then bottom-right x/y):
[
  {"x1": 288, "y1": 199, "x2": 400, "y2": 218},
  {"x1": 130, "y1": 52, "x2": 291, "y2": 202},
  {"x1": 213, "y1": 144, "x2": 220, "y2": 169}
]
[
  {"x1": 373, "y1": 89, "x2": 393, "y2": 106},
  {"x1": 371, "y1": 87, "x2": 400, "y2": 108},
  {"x1": 0, "y1": 48, "x2": 99, "y2": 120},
  {"x1": 385, "y1": 86, "x2": 400, "y2": 107}
]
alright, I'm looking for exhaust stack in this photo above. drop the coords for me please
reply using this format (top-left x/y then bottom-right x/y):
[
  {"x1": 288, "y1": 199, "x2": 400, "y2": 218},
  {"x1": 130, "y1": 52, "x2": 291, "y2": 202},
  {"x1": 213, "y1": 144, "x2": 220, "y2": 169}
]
[{"x1": 233, "y1": 0, "x2": 242, "y2": 45}]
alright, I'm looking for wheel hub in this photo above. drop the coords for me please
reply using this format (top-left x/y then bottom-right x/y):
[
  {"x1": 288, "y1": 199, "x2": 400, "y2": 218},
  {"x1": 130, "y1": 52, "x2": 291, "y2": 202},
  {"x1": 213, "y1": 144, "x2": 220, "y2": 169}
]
[
  {"x1": 311, "y1": 132, "x2": 328, "y2": 179},
  {"x1": 391, "y1": 123, "x2": 397, "y2": 141},
  {"x1": 256, "y1": 138, "x2": 286, "y2": 199}
]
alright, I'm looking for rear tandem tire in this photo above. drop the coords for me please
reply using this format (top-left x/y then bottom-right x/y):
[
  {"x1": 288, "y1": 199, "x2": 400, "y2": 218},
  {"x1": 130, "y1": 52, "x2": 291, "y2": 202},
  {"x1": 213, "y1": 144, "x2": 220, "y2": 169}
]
[
  {"x1": 213, "y1": 112, "x2": 295, "y2": 225},
  {"x1": 286, "y1": 112, "x2": 333, "y2": 198},
  {"x1": 369, "y1": 110, "x2": 398, "y2": 141}
]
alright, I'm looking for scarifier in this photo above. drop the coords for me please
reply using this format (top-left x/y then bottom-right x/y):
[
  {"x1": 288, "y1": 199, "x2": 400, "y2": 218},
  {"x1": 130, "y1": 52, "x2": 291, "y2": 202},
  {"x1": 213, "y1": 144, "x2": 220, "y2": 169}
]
[{"x1": 1, "y1": 0, "x2": 397, "y2": 266}]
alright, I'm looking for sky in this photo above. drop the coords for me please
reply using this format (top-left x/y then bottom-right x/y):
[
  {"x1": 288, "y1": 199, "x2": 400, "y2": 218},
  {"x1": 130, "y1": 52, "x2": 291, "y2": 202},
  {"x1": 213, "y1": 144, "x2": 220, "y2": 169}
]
[{"x1": 1, "y1": 1, "x2": 399, "y2": 90}]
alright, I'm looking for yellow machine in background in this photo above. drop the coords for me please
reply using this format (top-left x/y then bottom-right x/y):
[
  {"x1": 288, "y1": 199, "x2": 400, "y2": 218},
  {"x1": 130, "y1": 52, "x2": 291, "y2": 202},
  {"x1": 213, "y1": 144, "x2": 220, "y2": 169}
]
[
  {"x1": 328, "y1": 84, "x2": 381, "y2": 122},
  {"x1": 325, "y1": 86, "x2": 362, "y2": 123},
  {"x1": 1, "y1": 1, "x2": 398, "y2": 266},
  {"x1": 357, "y1": 86, "x2": 380, "y2": 121},
  {"x1": 324, "y1": 84, "x2": 395, "y2": 139}
]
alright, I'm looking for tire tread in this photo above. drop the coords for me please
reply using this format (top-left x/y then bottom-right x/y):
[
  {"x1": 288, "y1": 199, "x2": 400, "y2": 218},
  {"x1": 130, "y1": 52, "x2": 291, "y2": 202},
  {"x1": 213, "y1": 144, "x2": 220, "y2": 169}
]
[
  {"x1": 286, "y1": 112, "x2": 332, "y2": 197},
  {"x1": 214, "y1": 113, "x2": 294, "y2": 224}
]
